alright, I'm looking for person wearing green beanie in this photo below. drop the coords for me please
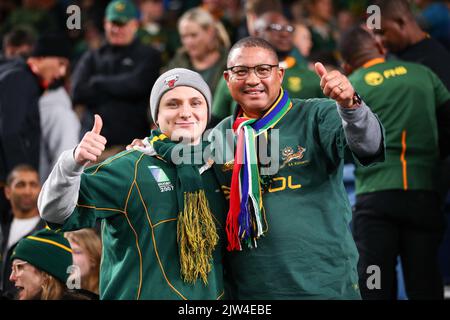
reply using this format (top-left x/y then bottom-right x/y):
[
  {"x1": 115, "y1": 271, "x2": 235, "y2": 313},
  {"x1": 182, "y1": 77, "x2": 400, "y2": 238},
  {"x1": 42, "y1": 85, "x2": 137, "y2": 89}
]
[{"x1": 9, "y1": 228, "x2": 73, "y2": 300}]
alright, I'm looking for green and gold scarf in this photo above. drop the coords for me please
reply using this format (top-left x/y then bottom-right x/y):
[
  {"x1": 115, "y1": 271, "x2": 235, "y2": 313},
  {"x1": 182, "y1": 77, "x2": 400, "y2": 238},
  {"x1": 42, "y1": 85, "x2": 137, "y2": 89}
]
[{"x1": 149, "y1": 129, "x2": 218, "y2": 284}]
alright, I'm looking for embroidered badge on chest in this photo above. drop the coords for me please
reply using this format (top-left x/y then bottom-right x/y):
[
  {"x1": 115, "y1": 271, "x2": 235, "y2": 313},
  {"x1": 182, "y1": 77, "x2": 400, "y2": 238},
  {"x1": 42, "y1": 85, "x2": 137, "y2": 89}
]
[
  {"x1": 148, "y1": 166, "x2": 174, "y2": 192},
  {"x1": 280, "y1": 145, "x2": 308, "y2": 169}
]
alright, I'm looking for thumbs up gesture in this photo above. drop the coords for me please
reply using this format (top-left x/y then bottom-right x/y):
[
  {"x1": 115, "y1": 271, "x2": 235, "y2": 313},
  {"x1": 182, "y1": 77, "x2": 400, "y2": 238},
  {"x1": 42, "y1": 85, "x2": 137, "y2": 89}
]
[
  {"x1": 315, "y1": 62, "x2": 357, "y2": 108},
  {"x1": 74, "y1": 114, "x2": 107, "y2": 165}
]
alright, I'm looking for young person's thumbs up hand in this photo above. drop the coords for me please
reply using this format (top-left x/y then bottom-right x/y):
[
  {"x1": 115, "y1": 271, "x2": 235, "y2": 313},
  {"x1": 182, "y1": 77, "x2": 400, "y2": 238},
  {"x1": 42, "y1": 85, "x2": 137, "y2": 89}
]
[{"x1": 74, "y1": 114, "x2": 107, "y2": 165}]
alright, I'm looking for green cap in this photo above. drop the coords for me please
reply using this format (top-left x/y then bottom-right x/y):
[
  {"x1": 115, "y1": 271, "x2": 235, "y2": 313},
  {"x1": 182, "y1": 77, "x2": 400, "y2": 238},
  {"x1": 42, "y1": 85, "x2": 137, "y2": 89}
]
[
  {"x1": 11, "y1": 228, "x2": 73, "y2": 284},
  {"x1": 105, "y1": 0, "x2": 138, "y2": 24}
]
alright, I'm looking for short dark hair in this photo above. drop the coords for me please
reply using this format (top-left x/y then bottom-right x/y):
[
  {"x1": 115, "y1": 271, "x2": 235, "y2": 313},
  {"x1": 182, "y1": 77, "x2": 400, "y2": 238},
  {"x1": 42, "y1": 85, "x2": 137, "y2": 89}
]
[
  {"x1": 3, "y1": 27, "x2": 35, "y2": 49},
  {"x1": 227, "y1": 36, "x2": 278, "y2": 67},
  {"x1": 372, "y1": 0, "x2": 415, "y2": 20},
  {"x1": 6, "y1": 164, "x2": 38, "y2": 186},
  {"x1": 339, "y1": 26, "x2": 375, "y2": 65}
]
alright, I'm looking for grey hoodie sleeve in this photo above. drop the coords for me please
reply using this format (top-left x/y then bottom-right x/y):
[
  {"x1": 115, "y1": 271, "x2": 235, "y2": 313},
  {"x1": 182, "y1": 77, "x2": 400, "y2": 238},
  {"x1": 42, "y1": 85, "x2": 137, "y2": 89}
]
[
  {"x1": 38, "y1": 149, "x2": 85, "y2": 224},
  {"x1": 337, "y1": 101, "x2": 382, "y2": 158}
]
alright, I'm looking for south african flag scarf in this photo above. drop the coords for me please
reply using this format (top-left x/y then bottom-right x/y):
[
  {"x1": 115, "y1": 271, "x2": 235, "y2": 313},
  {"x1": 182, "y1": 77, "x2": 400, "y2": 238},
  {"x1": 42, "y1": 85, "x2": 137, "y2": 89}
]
[{"x1": 226, "y1": 89, "x2": 293, "y2": 251}]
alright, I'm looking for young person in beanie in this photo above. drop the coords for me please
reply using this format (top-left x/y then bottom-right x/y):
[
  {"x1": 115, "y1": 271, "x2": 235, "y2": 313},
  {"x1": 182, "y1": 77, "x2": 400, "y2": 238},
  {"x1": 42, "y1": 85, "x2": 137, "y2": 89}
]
[
  {"x1": 38, "y1": 68, "x2": 227, "y2": 300},
  {"x1": 9, "y1": 228, "x2": 72, "y2": 300},
  {"x1": 0, "y1": 33, "x2": 70, "y2": 234}
]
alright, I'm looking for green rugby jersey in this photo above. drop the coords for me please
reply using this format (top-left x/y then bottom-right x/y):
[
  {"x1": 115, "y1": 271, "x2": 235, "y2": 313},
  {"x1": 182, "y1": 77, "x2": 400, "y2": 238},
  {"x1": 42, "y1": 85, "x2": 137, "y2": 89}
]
[
  {"x1": 53, "y1": 149, "x2": 227, "y2": 300},
  {"x1": 349, "y1": 59, "x2": 450, "y2": 194},
  {"x1": 210, "y1": 98, "x2": 384, "y2": 299},
  {"x1": 212, "y1": 57, "x2": 323, "y2": 122}
]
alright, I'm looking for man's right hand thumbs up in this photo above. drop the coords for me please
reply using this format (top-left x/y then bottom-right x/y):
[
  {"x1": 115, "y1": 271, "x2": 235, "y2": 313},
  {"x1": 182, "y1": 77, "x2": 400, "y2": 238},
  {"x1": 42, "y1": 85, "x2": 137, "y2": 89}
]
[{"x1": 74, "y1": 114, "x2": 107, "y2": 165}]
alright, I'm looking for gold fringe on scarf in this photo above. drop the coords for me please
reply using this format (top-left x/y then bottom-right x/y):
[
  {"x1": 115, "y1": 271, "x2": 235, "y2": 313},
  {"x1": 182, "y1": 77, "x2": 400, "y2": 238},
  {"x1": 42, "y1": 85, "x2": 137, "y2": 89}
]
[{"x1": 177, "y1": 190, "x2": 218, "y2": 284}]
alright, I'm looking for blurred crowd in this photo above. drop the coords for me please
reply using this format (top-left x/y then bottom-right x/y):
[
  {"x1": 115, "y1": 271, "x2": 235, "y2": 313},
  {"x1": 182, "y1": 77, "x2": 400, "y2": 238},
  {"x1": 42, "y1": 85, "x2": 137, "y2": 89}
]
[{"x1": 0, "y1": 0, "x2": 450, "y2": 300}]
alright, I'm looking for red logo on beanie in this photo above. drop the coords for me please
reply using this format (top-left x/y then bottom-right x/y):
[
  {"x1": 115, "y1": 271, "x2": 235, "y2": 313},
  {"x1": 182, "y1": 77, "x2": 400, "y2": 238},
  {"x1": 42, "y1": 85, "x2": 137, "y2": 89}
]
[{"x1": 164, "y1": 75, "x2": 179, "y2": 88}]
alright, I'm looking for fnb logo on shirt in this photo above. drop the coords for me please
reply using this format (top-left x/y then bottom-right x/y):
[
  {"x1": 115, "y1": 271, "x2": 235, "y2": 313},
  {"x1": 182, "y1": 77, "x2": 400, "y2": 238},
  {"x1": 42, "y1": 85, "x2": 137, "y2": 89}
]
[
  {"x1": 148, "y1": 166, "x2": 174, "y2": 192},
  {"x1": 364, "y1": 66, "x2": 408, "y2": 86}
]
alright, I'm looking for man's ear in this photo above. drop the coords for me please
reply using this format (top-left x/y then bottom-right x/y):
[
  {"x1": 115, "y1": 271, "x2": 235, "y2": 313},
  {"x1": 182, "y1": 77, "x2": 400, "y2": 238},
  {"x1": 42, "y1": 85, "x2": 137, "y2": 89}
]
[
  {"x1": 130, "y1": 19, "x2": 139, "y2": 32},
  {"x1": 223, "y1": 70, "x2": 230, "y2": 83},
  {"x1": 278, "y1": 66, "x2": 285, "y2": 83},
  {"x1": 4, "y1": 186, "x2": 11, "y2": 201}
]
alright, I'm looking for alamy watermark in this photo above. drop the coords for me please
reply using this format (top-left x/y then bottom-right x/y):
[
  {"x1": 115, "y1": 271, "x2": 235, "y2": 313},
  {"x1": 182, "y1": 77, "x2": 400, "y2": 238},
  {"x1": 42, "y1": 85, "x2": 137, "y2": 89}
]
[
  {"x1": 66, "y1": 5, "x2": 81, "y2": 30},
  {"x1": 367, "y1": 265, "x2": 381, "y2": 290},
  {"x1": 166, "y1": 128, "x2": 281, "y2": 175},
  {"x1": 66, "y1": 265, "x2": 81, "y2": 290},
  {"x1": 366, "y1": 5, "x2": 381, "y2": 30}
]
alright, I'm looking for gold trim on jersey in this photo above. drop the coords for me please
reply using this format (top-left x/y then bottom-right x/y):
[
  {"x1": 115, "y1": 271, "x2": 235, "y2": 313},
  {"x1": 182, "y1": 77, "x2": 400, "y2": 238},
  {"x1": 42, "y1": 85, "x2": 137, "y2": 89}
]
[{"x1": 90, "y1": 150, "x2": 136, "y2": 175}]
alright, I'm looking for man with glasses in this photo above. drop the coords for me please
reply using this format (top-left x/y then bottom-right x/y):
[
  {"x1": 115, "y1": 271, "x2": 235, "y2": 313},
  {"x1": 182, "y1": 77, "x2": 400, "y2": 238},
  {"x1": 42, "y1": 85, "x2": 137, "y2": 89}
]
[
  {"x1": 211, "y1": 11, "x2": 322, "y2": 126},
  {"x1": 209, "y1": 36, "x2": 385, "y2": 299}
]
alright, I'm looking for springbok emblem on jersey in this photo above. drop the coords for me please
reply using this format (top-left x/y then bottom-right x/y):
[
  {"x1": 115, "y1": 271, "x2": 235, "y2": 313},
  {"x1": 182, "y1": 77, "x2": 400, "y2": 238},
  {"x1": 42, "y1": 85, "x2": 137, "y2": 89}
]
[{"x1": 280, "y1": 145, "x2": 306, "y2": 169}]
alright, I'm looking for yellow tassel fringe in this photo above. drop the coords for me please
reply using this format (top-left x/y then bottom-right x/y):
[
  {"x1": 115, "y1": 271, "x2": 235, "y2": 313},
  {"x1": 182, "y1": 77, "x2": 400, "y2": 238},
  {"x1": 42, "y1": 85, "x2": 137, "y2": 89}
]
[{"x1": 177, "y1": 190, "x2": 218, "y2": 285}]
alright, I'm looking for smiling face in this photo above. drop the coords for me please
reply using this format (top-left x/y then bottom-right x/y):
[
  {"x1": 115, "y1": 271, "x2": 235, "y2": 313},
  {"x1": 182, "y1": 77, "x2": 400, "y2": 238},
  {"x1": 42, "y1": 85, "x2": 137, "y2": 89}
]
[
  {"x1": 224, "y1": 46, "x2": 284, "y2": 118},
  {"x1": 157, "y1": 86, "x2": 208, "y2": 144},
  {"x1": 9, "y1": 259, "x2": 45, "y2": 300}
]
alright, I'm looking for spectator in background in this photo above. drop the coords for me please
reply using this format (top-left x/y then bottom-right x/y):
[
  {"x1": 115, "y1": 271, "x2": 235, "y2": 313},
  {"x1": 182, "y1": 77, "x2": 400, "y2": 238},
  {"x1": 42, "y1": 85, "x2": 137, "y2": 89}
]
[
  {"x1": 137, "y1": 0, "x2": 180, "y2": 67},
  {"x1": 340, "y1": 26, "x2": 450, "y2": 299},
  {"x1": 8, "y1": 228, "x2": 94, "y2": 300},
  {"x1": 65, "y1": 229, "x2": 101, "y2": 296},
  {"x1": 39, "y1": 69, "x2": 227, "y2": 300},
  {"x1": 1, "y1": 27, "x2": 35, "y2": 61},
  {"x1": 39, "y1": 79, "x2": 80, "y2": 183},
  {"x1": 305, "y1": 0, "x2": 338, "y2": 60},
  {"x1": 0, "y1": 165, "x2": 45, "y2": 299},
  {"x1": 414, "y1": 0, "x2": 450, "y2": 50},
  {"x1": 200, "y1": 0, "x2": 238, "y2": 43},
  {"x1": 374, "y1": 0, "x2": 450, "y2": 90},
  {"x1": 167, "y1": 7, "x2": 229, "y2": 95},
  {"x1": 292, "y1": 23, "x2": 313, "y2": 59},
  {"x1": 0, "y1": 33, "x2": 70, "y2": 229},
  {"x1": 71, "y1": 0, "x2": 161, "y2": 161},
  {"x1": 374, "y1": 0, "x2": 450, "y2": 292},
  {"x1": 212, "y1": 11, "x2": 322, "y2": 125}
]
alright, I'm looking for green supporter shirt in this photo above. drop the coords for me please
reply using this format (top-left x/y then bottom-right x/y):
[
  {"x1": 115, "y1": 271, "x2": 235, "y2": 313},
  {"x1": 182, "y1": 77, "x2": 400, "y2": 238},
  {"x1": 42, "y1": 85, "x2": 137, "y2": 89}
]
[
  {"x1": 210, "y1": 98, "x2": 385, "y2": 299},
  {"x1": 52, "y1": 149, "x2": 227, "y2": 300},
  {"x1": 212, "y1": 61, "x2": 323, "y2": 123},
  {"x1": 349, "y1": 59, "x2": 450, "y2": 194}
]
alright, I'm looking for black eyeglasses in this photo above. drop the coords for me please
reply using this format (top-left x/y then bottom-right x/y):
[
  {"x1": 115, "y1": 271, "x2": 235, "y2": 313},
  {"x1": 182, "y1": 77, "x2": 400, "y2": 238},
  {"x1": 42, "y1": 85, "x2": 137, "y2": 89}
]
[
  {"x1": 226, "y1": 64, "x2": 279, "y2": 80},
  {"x1": 267, "y1": 23, "x2": 295, "y2": 33}
]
